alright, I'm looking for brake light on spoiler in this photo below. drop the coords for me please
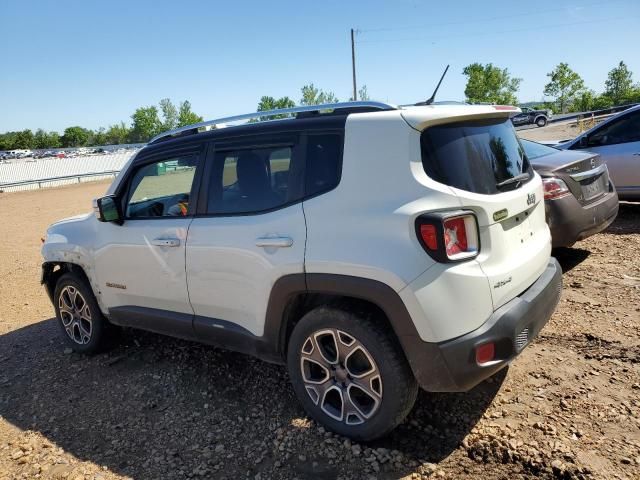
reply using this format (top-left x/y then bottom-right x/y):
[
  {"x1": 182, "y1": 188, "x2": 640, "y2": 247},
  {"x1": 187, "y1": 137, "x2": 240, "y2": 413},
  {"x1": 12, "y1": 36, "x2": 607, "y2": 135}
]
[{"x1": 416, "y1": 211, "x2": 480, "y2": 263}]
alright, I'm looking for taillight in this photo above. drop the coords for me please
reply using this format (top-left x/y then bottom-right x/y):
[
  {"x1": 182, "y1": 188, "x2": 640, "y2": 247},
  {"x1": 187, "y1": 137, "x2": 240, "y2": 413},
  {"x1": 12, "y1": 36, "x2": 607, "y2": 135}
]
[
  {"x1": 416, "y1": 211, "x2": 479, "y2": 262},
  {"x1": 542, "y1": 177, "x2": 570, "y2": 199},
  {"x1": 419, "y1": 224, "x2": 438, "y2": 251}
]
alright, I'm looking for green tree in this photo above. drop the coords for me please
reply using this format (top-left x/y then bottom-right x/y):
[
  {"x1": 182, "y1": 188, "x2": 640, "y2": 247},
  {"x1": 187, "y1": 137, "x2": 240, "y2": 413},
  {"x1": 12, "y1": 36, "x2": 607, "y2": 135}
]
[
  {"x1": 33, "y1": 129, "x2": 61, "y2": 149},
  {"x1": 160, "y1": 98, "x2": 179, "y2": 130},
  {"x1": 604, "y1": 61, "x2": 634, "y2": 105},
  {"x1": 462, "y1": 63, "x2": 521, "y2": 105},
  {"x1": 349, "y1": 85, "x2": 370, "y2": 101},
  {"x1": 255, "y1": 95, "x2": 296, "y2": 120},
  {"x1": 130, "y1": 106, "x2": 162, "y2": 143},
  {"x1": 591, "y1": 94, "x2": 614, "y2": 110},
  {"x1": 105, "y1": 122, "x2": 131, "y2": 145},
  {"x1": 90, "y1": 127, "x2": 107, "y2": 146},
  {"x1": 61, "y1": 126, "x2": 90, "y2": 147},
  {"x1": 177, "y1": 100, "x2": 203, "y2": 127},
  {"x1": 572, "y1": 90, "x2": 596, "y2": 112},
  {"x1": 0, "y1": 132, "x2": 18, "y2": 150},
  {"x1": 14, "y1": 129, "x2": 35, "y2": 149},
  {"x1": 543, "y1": 63, "x2": 585, "y2": 113},
  {"x1": 300, "y1": 83, "x2": 339, "y2": 105}
]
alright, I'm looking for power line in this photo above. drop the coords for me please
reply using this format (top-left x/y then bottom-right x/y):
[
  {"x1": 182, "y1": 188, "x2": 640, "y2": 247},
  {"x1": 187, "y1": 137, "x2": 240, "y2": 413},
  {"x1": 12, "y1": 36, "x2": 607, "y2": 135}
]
[
  {"x1": 357, "y1": 0, "x2": 627, "y2": 34},
  {"x1": 356, "y1": 16, "x2": 631, "y2": 44}
]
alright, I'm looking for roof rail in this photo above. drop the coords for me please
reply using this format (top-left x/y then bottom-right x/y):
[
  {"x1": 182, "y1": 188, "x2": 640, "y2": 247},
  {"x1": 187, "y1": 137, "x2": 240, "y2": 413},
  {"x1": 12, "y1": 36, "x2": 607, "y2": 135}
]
[{"x1": 148, "y1": 101, "x2": 396, "y2": 144}]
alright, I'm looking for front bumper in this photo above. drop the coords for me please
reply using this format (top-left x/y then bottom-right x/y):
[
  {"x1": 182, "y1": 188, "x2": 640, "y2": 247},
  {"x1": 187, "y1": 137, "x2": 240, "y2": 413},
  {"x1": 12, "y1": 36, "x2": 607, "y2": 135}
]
[
  {"x1": 546, "y1": 189, "x2": 619, "y2": 248},
  {"x1": 404, "y1": 258, "x2": 562, "y2": 392}
]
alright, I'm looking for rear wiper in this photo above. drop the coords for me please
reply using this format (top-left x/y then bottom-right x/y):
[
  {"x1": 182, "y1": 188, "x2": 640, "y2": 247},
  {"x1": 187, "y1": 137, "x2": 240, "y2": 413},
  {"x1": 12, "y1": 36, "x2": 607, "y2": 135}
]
[{"x1": 496, "y1": 172, "x2": 530, "y2": 189}]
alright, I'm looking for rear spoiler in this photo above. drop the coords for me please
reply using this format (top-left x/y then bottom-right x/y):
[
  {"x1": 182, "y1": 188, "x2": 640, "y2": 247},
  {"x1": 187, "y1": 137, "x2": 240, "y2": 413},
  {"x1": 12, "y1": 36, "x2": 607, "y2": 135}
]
[{"x1": 400, "y1": 105, "x2": 521, "y2": 131}]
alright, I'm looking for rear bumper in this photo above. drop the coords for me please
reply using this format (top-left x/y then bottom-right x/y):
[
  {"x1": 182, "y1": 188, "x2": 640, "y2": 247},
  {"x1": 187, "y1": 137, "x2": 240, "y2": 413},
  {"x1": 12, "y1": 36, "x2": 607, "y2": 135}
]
[
  {"x1": 404, "y1": 258, "x2": 562, "y2": 392},
  {"x1": 546, "y1": 189, "x2": 619, "y2": 248}
]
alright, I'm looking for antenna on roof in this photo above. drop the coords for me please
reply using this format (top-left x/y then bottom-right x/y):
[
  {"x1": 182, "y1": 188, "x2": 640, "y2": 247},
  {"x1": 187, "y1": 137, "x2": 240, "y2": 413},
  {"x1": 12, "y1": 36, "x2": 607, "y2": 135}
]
[{"x1": 415, "y1": 65, "x2": 450, "y2": 106}]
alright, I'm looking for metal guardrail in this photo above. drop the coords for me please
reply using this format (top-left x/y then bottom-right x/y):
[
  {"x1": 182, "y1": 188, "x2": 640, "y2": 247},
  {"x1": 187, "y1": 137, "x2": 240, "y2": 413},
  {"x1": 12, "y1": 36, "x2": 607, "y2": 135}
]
[{"x1": 0, "y1": 170, "x2": 119, "y2": 190}]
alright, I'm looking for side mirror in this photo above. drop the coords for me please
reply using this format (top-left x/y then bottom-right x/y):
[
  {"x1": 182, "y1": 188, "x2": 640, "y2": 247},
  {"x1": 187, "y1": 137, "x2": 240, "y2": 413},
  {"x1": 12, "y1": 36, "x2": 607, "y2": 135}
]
[{"x1": 93, "y1": 196, "x2": 122, "y2": 224}]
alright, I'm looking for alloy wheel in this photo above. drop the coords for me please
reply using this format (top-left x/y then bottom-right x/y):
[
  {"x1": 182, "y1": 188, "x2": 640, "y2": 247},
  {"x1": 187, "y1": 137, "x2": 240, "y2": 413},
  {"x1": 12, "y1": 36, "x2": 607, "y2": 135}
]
[
  {"x1": 58, "y1": 285, "x2": 93, "y2": 345},
  {"x1": 299, "y1": 328, "x2": 383, "y2": 426}
]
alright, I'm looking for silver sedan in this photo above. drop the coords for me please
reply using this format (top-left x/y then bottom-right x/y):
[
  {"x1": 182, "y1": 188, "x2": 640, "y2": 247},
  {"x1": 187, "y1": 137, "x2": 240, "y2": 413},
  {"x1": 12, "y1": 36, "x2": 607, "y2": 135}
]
[{"x1": 554, "y1": 104, "x2": 640, "y2": 200}]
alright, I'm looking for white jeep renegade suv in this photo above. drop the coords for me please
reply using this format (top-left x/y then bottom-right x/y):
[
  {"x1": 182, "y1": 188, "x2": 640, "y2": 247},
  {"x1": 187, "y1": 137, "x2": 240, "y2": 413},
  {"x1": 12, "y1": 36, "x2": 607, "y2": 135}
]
[{"x1": 42, "y1": 101, "x2": 562, "y2": 440}]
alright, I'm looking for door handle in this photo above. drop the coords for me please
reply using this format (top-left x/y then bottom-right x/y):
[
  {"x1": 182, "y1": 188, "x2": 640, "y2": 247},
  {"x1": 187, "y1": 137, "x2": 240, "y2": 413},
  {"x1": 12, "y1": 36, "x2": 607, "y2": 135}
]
[
  {"x1": 151, "y1": 238, "x2": 180, "y2": 247},
  {"x1": 255, "y1": 236, "x2": 293, "y2": 248},
  {"x1": 633, "y1": 153, "x2": 640, "y2": 156}
]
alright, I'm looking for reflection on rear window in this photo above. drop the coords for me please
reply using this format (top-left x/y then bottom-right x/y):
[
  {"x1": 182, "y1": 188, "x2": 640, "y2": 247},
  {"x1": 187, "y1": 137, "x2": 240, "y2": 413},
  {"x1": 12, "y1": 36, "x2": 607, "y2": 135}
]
[{"x1": 420, "y1": 118, "x2": 531, "y2": 194}]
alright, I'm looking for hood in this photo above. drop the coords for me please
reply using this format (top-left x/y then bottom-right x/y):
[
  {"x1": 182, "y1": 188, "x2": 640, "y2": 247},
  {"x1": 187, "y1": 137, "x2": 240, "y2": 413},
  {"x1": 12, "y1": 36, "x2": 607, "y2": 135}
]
[{"x1": 530, "y1": 149, "x2": 597, "y2": 173}]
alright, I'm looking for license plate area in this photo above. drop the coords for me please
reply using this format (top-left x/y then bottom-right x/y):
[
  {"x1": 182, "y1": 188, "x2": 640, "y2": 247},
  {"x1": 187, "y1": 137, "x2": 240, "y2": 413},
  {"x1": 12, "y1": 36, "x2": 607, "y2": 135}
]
[{"x1": 580, "y1": 173, "x2": 607, "y2": 202}]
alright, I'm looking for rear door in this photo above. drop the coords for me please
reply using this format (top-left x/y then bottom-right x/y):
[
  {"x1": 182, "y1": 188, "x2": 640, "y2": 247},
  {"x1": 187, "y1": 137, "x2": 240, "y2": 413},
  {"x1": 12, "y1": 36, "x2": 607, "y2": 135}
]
[
  {"x1": 186, "y1": 134, "x2": 306, "y2": 338},
  {"x1": 418, "y1": 116, "x2": 550, "y2": 309}
]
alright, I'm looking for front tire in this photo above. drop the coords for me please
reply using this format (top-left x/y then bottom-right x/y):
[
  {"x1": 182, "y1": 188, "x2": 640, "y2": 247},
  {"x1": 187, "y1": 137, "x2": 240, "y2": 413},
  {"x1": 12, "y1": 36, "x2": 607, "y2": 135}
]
[
  {"x1": 53, "y1": 272, "x2": 113, "y2": 354},
  {"x1": 287, "y1": 307, "x2": 418, "y2": 441}
]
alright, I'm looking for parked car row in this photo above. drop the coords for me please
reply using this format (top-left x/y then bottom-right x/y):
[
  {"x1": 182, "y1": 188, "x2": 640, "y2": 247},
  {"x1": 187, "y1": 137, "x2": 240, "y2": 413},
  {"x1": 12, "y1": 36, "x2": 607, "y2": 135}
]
[{"x1": 0, "y1": 146, "x2": 139, "y2": 162}]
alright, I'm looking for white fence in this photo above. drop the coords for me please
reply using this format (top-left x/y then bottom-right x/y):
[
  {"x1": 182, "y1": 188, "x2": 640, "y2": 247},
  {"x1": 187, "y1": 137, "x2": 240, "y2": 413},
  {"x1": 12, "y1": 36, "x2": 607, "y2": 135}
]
[{"x1": 0, "y1": 151, "x2": 136, "y2": 192}]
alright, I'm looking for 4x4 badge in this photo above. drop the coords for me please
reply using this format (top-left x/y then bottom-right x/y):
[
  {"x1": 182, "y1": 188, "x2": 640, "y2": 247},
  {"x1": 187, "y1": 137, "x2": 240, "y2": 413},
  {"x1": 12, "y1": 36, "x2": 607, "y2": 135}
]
[{"x1": 527, "y1": 193, "x2": 536, "y2": 205}]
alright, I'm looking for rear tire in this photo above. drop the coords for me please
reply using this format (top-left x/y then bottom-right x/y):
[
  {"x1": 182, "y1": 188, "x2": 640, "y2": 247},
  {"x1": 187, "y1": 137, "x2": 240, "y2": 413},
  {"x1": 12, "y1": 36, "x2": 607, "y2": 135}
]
[
  {"x1": 287, "y1": 306, "x2": 418, "y2": 441},
  {"x1": 53, "y1": 272, "x2": 115, "y2": 354},
  {"x1": 536, "y1": 116, "x2": 547, "y2": 127}
]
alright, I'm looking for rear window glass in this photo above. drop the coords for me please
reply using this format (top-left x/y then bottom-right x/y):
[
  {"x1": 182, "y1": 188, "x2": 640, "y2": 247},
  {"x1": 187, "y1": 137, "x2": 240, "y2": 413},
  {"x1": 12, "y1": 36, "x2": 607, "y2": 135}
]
[
  {"x1": 420, "y1": 117, "x2": 532, "y2": 194},
  {"x1": 520, "y1": 139, "x2": 558, "y2": 160}
]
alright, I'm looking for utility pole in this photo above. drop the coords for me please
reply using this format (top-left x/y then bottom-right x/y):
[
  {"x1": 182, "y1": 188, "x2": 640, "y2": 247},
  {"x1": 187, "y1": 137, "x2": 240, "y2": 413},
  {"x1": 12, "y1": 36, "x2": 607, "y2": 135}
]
[{"x1": 351, "y1": 28, "x2": 357, "y2": 101}]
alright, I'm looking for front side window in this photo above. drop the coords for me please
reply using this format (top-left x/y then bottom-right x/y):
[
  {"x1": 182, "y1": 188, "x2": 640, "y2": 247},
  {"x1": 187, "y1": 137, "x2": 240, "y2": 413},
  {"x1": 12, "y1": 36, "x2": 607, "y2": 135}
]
[
  {"x1": 421, "y1": 117, "x2": 532, "y2": 194},
  {"x1": 207, "y1": 145, "x2": 295, "y2": 214},
  {"x1": 125, "y1": 154, "x2": 198, "y2": 218}
]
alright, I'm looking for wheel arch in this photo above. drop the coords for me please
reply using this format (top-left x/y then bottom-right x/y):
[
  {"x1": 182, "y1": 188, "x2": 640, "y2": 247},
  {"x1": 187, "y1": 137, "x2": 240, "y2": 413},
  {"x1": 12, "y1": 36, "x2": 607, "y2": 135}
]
[
  {"x1": 42, "y1": 262, "x2": 96, "y2": 307},
  {"x1": 264, "y1": 274, "x2": 421, "y2": 365}
]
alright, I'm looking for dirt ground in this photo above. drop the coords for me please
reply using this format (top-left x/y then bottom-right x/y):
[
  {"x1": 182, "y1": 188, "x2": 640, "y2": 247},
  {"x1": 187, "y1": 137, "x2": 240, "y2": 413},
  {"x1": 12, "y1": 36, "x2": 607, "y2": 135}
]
[
  {"x1": 0, "y1": 181, "x2": 639, "y2": 480},
  {"x1": 517, "y1": 120, "x2": 582, "y2": 143}
]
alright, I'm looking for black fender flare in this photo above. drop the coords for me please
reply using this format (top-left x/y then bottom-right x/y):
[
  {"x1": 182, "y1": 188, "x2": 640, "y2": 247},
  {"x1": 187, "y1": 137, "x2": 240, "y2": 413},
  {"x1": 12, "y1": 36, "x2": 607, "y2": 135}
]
[{"x1": 263, "y1": 273, "x2": 427, "y2": 372}]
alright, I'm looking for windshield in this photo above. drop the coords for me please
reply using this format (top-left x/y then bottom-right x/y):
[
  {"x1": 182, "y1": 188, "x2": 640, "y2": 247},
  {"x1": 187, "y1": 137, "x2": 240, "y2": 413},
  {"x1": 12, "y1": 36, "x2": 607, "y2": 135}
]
[
  {"x1": 519, "y1": 139, "x2": 558, "y2": 160},
  {"x1": 420, "y1": 117, "x2": 532, "y2": 194}
]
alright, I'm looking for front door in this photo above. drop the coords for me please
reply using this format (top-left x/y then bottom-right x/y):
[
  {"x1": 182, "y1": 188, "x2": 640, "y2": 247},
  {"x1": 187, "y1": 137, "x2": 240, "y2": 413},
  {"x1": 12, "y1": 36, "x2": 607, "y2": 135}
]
[{"x1": 94, "y1": 150, "x2": 202, "y2": 335}]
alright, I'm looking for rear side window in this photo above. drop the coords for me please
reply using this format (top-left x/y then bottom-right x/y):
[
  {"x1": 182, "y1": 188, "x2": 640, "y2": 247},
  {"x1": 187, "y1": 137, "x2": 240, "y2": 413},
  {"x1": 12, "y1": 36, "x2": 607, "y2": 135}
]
[
  {"x1": 207, "y1": 145, "x2": 295, "y2": 214},
  {"x1": 305, "y1": 133, "x2": 342, "y2": 197},
  {"x1": 420, "y1": 118, "x2": 532, "y2": 194}
]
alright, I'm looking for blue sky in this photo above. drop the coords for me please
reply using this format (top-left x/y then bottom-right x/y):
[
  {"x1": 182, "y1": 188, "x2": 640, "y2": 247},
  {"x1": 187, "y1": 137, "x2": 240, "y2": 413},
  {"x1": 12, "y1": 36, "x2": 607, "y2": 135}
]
[{"x1": 1, "y1": 0, "x2": 638, "y2": 132}]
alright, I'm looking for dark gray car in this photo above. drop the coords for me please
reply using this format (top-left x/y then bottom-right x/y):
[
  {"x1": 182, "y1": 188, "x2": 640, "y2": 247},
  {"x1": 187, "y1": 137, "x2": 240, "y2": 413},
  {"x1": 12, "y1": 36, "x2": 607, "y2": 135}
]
[{"x1": 522, "y1": 139, "x2": 619, "y2": 248}]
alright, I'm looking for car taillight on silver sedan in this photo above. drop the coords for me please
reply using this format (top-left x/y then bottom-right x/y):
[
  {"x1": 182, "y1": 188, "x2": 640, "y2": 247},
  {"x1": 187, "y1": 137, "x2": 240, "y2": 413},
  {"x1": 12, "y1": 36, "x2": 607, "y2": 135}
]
[{"x1": 542, "y1": 177, "x2": 570, "y2": 200}]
